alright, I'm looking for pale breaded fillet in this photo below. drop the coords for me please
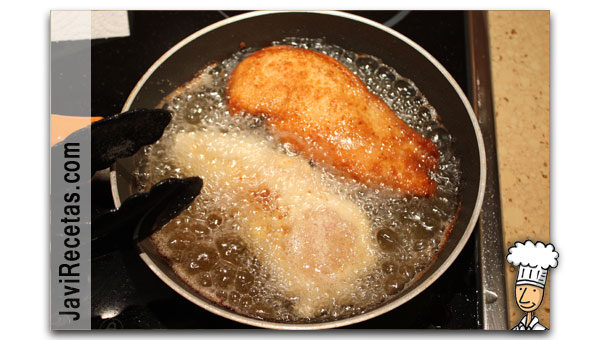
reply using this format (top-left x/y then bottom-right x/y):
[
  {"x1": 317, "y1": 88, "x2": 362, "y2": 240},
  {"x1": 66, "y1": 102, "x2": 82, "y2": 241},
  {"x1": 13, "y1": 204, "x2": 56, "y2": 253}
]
[
  {"x1": 227, "y1": 45, "x2": 440, "y2": 196},
  {"x1": 171, "y1": 130, "x2": 377, "y2": 318}
]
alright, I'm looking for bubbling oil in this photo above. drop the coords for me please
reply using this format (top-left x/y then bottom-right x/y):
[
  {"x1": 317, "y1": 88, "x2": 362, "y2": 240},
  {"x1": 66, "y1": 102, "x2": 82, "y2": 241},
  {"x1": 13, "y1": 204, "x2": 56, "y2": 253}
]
[{"x1": 133, "y1": 37, "x2": 461, "y2": 323}]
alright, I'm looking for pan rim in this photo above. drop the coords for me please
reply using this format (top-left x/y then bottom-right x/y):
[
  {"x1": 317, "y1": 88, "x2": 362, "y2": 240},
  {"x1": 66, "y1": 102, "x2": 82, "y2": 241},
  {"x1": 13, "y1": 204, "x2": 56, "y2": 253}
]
[{"x1": 110, "y1": 10, "x2": 487, "y2": 330}]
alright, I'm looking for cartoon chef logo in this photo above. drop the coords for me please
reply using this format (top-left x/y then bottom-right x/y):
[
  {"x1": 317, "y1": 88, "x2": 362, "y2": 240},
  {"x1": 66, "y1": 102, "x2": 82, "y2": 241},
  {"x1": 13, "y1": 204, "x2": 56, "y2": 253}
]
[{"x1": 506, "y1": 240, "x2": 558, "y2": 330}]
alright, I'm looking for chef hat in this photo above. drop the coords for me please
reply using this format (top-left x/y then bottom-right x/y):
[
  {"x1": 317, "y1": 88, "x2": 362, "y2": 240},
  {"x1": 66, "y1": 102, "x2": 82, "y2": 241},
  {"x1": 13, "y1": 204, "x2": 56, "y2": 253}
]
[{"x1": 506, "y1": 240, "x2": 558, "y2": 288}]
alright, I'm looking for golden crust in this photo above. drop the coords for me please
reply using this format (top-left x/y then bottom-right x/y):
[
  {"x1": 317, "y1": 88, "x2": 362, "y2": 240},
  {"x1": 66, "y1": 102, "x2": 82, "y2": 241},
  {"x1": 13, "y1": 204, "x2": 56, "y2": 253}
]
[{"x1": 227, "y1": 45, "x2": 439, "y2": 196}]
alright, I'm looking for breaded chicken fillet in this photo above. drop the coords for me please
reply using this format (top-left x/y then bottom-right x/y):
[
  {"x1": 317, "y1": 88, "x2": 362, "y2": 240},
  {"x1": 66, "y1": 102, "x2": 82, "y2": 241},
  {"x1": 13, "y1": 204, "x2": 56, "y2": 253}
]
[
  {"x1": 171, "y1": 130, "x2": 378, "y2": 318},
  {"x1": 227, "y1": 45, "x2": 440, "y2": 196}
]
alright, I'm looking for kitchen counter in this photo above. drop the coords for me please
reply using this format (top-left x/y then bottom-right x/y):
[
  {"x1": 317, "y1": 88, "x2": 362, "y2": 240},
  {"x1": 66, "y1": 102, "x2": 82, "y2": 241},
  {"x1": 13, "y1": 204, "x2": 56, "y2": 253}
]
[{"x1": 487, "y1": 10, "x2": 550, "y2": 329}]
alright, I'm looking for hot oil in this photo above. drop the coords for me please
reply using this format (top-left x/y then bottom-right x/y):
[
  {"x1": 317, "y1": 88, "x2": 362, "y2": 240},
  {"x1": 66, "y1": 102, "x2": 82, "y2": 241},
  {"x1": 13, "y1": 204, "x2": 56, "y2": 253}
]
[{"x1": 133, "y1": 38, "x2": 461, "y2": 323}]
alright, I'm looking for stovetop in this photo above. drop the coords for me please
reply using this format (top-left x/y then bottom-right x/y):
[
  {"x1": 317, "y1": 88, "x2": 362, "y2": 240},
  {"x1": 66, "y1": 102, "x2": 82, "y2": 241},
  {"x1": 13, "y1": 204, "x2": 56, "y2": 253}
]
[{"x1": 90, "y1": 10, "x2": 482, "y2": 329}]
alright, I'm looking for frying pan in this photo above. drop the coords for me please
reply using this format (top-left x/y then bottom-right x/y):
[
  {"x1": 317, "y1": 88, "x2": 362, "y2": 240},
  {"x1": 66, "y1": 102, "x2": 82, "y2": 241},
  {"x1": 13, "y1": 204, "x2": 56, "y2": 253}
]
[{"x1": 110, "y1": 10, "x2": 486, "y2": 329}]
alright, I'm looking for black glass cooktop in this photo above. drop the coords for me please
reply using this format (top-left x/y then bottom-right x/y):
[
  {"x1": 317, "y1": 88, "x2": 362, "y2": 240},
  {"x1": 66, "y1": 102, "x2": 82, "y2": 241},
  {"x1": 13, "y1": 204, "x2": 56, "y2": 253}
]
[{"x1": 90, "y1": 10, "x2": 481, "y2": 329}]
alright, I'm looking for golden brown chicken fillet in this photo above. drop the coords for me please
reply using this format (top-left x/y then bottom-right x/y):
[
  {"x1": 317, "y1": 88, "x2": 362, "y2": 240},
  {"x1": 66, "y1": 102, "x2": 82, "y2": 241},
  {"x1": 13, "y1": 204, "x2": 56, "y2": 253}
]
[{"x1": 227, "y1": 45, "x2": 440, "y2": 196}]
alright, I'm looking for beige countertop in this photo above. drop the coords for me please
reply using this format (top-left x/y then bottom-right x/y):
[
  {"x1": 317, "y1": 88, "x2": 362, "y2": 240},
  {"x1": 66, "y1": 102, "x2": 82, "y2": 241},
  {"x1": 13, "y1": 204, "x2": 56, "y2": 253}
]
[{"x1": 487, "y1": 10, "x2": 550, "y2": 329}]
